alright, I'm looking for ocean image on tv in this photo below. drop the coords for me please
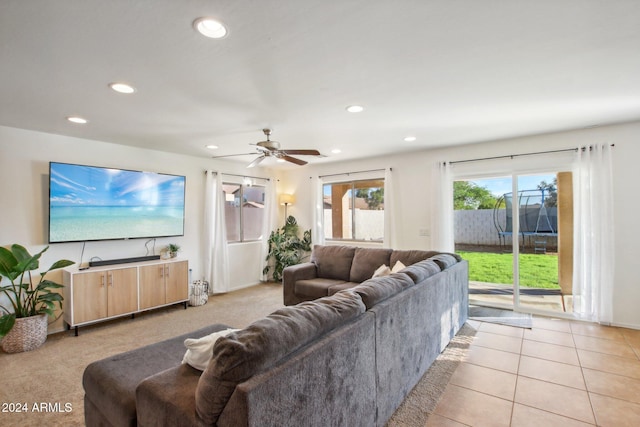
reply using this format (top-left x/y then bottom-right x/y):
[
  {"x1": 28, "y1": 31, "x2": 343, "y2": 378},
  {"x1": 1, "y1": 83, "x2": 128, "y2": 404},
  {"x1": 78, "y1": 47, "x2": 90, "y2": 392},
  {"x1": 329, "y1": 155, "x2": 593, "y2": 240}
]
[{"x1": 49, "y1": 163, "x2": 185, "y2": 243}]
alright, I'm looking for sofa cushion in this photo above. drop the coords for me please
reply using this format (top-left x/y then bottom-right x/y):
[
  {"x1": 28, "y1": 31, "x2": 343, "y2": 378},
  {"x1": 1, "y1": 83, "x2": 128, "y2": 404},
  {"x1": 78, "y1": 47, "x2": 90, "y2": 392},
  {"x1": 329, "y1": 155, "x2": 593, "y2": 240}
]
[
  {"x1": 83, "y1": 324, "x2": 229, "y2": 427},
  {"x1": 327, "y1": 281, "x2": 360, "y2": 295},
  {"x1": 195, "y1": 291, "x2": 366, "y2": 425},
  {"x1": 349, "y1": 247, "x2": 393, "y2": 283},
  {"x1": 372, "y1": 264, "x2": 392, "y2": 278},
  {"x1": 401, "y1": 259, "x2": 441, "y2": 284},
  {"x1": 295, "y1": 278, "x2": 346, "y2": 298},
  {"x1": 349, "y1": 272, "x2": 415, "y2": 309},
  {"x1": 311, "y1": 245, "x2": 356, "y2": 281},
  {"x1": 391, "y1": 260, "x2": 406, "y2": 273},
  {"x1": 430, "y1": 253, "x2": 460, "y2": 270},
  {"x1": 182, "y1": 328, "x2": 240, "y2": 371},
  {"x1": 390, "y1": 250, "x2": 440, "y2": 267}
]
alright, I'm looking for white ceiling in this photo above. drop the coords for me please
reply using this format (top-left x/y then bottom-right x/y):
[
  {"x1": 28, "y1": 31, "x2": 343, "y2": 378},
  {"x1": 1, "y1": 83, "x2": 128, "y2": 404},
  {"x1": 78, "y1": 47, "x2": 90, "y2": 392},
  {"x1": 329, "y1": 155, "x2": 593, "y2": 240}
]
[{"x1": 2, "y1": 1, "x2": 640, "y2": 167}]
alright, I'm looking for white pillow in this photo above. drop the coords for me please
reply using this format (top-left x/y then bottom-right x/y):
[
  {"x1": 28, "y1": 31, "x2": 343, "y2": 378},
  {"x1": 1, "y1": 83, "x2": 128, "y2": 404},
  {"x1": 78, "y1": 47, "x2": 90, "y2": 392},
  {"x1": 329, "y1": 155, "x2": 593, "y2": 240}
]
[
  {"x1": 372, "y1": 264, "x2": 391, "y2": 278},
  {"x1": 391, "y1": 260, "x2": 406, "y2": 273},
  {"x1": 182, "y1": 328, "x2": 239, "y2": 371}
]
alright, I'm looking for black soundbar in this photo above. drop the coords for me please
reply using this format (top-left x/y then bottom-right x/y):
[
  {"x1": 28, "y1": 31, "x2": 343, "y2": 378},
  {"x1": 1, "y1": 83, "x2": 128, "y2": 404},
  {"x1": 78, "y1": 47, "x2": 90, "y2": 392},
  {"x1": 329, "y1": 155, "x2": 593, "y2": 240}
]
[{"x1": 89, "y1": 255, "x2": 161, "y2": 267}]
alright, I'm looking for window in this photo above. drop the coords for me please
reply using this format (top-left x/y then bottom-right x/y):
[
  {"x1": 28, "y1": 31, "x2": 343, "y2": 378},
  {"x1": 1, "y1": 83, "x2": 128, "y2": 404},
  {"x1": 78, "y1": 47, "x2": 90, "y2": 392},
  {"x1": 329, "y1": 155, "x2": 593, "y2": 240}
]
[
  {"x1": 223, "y1": 183, "x2": 265, "y2": 242},
  {"x1": 323, "y1": 178, "x2": 384, "y2": 241}
]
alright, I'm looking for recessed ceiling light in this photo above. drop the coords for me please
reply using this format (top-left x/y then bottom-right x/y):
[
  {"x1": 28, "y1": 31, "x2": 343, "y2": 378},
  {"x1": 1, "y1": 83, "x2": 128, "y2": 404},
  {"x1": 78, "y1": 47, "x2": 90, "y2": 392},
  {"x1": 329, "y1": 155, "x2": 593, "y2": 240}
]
[
  {"x1": 331, "y1": 149, "x2": 342, "y2": 154},
  {"x1": 67, "y1": 116, "x2": 88, "y2": 124},
  {"x1": 109, "y1": 82, "x2": 136, "y2": 94},
  {"x1": 276, "y1": 159, "x2": 286, "y2": 163},
  {"x1": 206, "y1": 144, "x2": 219, "y2": 150},
  {"x1": 193, "y1": 17, "x2": 228, "y2": 39},
  {"x1": 403, "y1": 136, "x2": 417, "y2": 142},
  {"x1": 346, "y1": 105, "x2": 364, "y2": 113}
]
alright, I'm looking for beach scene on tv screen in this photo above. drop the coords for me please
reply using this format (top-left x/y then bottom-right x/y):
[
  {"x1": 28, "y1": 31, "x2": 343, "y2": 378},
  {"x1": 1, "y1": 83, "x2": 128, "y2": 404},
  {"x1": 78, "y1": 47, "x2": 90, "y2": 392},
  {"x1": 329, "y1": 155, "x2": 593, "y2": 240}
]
[{"x1": 49, "y1": 163, "x2": 185, "y2": 242}]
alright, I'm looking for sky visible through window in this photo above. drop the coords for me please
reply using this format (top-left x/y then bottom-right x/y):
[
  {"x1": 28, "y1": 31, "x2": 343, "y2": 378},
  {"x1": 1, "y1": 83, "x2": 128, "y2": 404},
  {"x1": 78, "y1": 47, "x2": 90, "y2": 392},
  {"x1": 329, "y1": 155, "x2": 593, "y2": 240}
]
[{"x1": 467, "y1": 174, "x2": 556, "y2": 198}]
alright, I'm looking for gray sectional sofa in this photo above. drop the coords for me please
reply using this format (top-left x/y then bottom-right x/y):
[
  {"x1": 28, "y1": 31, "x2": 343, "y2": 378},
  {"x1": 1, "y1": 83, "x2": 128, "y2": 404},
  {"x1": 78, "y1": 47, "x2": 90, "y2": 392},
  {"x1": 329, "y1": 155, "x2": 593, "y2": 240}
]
[
  {"x1": 283, "y1": 244, "x2": 460, "y2": 305},
  {"x1": 82, "y1": 245, "x2": 468, "y2": 427}
]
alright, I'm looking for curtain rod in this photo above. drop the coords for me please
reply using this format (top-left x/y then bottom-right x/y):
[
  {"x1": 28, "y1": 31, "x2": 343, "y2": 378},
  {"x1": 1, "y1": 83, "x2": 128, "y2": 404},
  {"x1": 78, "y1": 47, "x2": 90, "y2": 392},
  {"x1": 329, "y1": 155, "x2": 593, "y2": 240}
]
[
  {"x1": 318, "y1": 167, "x2": 390, "y2": 179},
  {"x1": 204, "y1": 171, "x2": 270, "y2": 181},
  {"x1": 449, "y1": 144, "x2": 614, "y2": 165}
]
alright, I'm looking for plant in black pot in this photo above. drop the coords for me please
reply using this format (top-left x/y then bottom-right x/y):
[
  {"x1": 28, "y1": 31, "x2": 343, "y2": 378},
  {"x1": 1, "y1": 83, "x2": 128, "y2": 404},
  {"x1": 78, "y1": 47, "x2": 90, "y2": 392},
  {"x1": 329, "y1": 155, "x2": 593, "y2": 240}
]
[
  {"x1": 0, "y1": 244, "x2": 74, "y2": 353},
  {"x1": 263, "y1": 216, "x2": 312, "y2": 283}
]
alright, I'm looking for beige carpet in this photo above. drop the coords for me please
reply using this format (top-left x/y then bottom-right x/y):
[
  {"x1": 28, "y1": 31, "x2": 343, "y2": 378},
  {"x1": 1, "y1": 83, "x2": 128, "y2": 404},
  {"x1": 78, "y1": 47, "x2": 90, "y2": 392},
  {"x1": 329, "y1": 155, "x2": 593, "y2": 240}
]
[{"x1": 0, "y1": 283, "x2": 474, "y2": 427}]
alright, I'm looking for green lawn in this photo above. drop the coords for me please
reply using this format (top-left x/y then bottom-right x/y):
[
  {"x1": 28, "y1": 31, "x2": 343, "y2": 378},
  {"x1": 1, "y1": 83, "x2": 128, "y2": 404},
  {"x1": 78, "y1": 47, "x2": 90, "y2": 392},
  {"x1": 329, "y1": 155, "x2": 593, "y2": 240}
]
[{"x1": 457, "y1": 251, "x2": 559, "y2": 289}]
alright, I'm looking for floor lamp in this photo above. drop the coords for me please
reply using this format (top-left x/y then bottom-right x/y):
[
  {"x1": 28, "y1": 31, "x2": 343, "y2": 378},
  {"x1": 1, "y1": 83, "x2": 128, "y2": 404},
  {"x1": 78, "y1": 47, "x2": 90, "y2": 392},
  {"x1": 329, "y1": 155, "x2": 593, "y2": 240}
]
[{"x1": 279, "y1": 193, "x2": 295, "y2": 220}]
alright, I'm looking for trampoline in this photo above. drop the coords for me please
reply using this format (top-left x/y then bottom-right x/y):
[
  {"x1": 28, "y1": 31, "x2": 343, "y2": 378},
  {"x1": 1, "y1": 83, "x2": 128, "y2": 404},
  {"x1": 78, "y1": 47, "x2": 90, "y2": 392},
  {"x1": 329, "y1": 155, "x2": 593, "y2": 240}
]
[{"x1": 493, "y1": 189, "x2": 558, "y2": 253}]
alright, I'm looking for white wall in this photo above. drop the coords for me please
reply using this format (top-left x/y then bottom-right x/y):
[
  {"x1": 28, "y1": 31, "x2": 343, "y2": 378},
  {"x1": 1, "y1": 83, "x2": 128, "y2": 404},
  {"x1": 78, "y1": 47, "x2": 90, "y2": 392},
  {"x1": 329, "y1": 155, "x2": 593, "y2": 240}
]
[
  {"x1": 281, "y1": 121, "x2": 640, "y2": 329},
  {"x1": 0, "y1": 125, "x2": 277, "y2": 297},
  {"x1": 2, "y1": 121, "x2": 639, "y2": 329}
]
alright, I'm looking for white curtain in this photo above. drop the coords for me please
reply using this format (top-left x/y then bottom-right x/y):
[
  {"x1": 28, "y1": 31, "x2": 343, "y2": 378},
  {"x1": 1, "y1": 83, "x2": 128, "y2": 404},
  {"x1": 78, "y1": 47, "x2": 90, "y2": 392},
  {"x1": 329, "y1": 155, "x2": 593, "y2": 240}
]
[
  {"x1": 260, "y1": 178, "x2": 277, "y2": 280},
  {"x1": 383, "y1": 167, "x2": 397, "y2": 248},
  {"x1": 311, "y1": 176, "x2": 325, "y2": 246},
  {"x1": 431, "y1": 161, "x2": 455, "y2": 252},
  {"x1": 203, "y1": 171, "x2": 230, "y2": 294},
  {"x1": 573, "y1": 144, "x2": 615, "y2": 324}
]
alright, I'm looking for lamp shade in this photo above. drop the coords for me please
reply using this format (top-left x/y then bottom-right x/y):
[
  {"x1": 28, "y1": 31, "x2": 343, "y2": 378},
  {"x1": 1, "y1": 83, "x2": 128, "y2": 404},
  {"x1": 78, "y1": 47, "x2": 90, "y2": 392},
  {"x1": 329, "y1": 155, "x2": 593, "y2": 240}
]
[{"x1": 279, "y1": 194, "x2": 295, "y2": 205}]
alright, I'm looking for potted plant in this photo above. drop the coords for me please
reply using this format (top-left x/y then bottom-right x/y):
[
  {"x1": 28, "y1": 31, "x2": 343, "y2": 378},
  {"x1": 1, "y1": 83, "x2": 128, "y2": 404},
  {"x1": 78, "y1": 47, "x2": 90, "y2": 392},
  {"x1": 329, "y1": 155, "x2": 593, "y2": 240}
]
[
  {"x1": 263, "y1": 216, "x2": 312, "y2": 282},
  {"x1": 0, "y1": 244, "x2": 74, "y2": 353},
  {"x1": 166, "y1": 243, "x2": 181, "y2": 258}
]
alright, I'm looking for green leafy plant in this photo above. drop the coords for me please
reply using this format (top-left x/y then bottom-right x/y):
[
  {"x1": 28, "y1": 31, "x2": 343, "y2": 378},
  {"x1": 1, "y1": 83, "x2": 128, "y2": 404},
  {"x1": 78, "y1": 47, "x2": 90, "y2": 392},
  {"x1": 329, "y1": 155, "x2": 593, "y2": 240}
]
[
  {"x1": 167, "y1": 243, "x2": 181, "y2": 255},
  {"x1": 0, "y1": 244, "x2": 74, "y2": 337},
  {"x1": 263, "y1": 216, "x2": 312, "y2": 282}
]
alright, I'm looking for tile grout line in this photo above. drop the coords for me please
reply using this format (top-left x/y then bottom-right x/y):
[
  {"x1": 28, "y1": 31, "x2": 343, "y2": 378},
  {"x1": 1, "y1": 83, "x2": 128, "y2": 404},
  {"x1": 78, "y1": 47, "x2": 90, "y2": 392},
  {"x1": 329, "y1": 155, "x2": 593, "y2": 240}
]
[{"x1": 572, "y1": 328, "x2": 600, "y2": 426}]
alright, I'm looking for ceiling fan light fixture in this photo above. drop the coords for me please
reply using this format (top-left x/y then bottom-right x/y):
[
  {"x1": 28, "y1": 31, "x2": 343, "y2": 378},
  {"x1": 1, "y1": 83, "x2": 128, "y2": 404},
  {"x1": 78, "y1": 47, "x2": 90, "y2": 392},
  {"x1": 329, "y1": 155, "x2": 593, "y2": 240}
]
[
  {"x1": 193, "y1": 17, "x2": 228, "y2": 39},
  {"x1": 346, "y1": 105, "x2": 364, "y2": 113}
]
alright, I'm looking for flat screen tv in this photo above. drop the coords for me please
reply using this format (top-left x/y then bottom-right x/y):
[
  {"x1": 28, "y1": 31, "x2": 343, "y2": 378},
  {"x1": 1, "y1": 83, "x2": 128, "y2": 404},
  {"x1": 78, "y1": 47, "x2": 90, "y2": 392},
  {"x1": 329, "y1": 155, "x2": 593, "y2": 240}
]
[{"x1": 48, "y1": 162, "x2": 186, "y2": 243}]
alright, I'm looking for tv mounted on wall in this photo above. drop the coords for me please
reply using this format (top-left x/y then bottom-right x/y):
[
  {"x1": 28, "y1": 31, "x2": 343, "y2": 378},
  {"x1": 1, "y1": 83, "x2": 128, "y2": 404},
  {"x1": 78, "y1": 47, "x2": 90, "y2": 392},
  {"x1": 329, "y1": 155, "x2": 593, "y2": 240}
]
[{"x1": 48, "y1": 162, "x2": 186, "y2": 243}]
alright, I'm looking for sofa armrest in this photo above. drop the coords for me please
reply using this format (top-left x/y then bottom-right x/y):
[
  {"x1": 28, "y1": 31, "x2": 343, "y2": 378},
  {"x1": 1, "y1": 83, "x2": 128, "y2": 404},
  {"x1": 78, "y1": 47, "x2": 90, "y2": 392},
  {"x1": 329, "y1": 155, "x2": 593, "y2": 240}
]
[{"x1": 283, "y1": 262, "x2": 317, "y2": 305}]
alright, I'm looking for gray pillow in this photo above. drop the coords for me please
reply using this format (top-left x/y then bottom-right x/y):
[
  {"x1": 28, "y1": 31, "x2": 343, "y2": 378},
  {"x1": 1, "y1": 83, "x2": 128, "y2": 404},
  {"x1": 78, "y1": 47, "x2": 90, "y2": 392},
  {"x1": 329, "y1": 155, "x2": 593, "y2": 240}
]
[
  {"x1": 350, "y1": 272, "x2": 414, "y2": 309},
  {"x1": 430, "y1": 253, "x2": 459, "y2": 270},
  {"x1": 390, "y1": 250, "x2": 439, "y2": 267},
  {"x1": 349, "y1": 247, "x2": 393, "y2": 283},
  {"x1": 195, "y1": 291, "x2": 365, "y2": 424},
  {"x1": 311, "y1": 245, "x2": 356, "y2": 281},
  {"x1": 401, "y1": 259, "x2": 441, "y2": 284}
]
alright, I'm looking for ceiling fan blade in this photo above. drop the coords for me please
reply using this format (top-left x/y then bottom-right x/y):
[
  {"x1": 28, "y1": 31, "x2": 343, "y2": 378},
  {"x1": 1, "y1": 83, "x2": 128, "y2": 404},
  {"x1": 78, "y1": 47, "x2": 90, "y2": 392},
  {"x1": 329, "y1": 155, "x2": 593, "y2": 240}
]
[
  {"x1": 282, "y1": 155, "x2": 308, "y2": 166},
  {"x1": 247, "y1": 155, "x2": 266, "y2": 168},
  {"x1": 281, "y1": 149, "x2": 321, "y2": 156},
  {"x1": 212, "y1": 153, "x2": 256, "y2": 159}
]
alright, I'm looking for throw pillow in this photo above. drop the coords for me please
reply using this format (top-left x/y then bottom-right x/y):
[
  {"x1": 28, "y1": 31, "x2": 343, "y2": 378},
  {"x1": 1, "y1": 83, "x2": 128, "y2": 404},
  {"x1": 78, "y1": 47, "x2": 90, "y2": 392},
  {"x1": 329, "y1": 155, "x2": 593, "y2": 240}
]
[
  {"x1": 391, "y1": 260, "x2": 406, "y2": 273},
  {"x1": 372, "y1": 264, "x2": 391, "y2": 278},
  {"x1": 182, "y1": 328, "x2": 239, "y2": 371}
]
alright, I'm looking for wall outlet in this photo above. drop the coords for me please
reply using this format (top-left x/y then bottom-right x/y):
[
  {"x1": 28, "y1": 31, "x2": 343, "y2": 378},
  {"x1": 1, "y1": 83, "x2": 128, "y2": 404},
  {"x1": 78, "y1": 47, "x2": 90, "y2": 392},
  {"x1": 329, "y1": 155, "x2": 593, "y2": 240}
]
[{"x1": 419, "y1": 228, "x2": 430, "y2": 237}]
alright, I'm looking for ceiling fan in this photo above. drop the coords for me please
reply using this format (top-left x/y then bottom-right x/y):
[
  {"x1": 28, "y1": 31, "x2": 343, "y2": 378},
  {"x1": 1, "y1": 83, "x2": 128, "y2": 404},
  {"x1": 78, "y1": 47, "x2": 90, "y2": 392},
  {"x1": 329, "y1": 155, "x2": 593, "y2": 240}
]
[{"x1": 212, "y1": 129, "x2": 322, "y2": 168}]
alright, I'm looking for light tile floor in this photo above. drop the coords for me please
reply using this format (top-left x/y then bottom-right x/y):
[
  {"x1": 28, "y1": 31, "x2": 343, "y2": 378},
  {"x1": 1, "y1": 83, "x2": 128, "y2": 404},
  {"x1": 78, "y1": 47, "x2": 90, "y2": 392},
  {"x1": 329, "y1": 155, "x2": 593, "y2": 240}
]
[{"x1": 427, "y1": 316, "x2": 640, "y2": 427}]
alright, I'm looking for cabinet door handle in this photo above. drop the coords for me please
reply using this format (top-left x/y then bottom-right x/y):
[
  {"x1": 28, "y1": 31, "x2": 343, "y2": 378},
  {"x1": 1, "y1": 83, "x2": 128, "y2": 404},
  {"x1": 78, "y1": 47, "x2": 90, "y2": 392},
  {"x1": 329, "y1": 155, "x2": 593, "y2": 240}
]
[
  {"x1": 165, "y1": 265, "x2": 170, "y2": 277},
  {"x1": 100, "y1": 274, "x2": 105, "y2": 287},
  {"x1": 159, "y1": 266, "x2": 164, "y2": 278},
  {"x1": 108, "y1": 272, "x2": 113, "y2": 287}
]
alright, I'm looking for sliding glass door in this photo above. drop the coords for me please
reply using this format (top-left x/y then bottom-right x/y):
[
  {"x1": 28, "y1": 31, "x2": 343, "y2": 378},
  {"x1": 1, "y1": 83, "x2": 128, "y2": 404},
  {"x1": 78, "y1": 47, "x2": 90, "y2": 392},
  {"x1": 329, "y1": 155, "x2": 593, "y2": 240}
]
[{"x1": 455, "y1": 170, "x2": 571, "y2": 316}]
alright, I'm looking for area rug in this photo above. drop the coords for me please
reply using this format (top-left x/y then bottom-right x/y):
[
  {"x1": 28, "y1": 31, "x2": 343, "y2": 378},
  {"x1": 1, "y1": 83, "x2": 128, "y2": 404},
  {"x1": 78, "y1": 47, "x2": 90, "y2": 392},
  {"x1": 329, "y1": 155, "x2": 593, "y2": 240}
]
[
  {"x1": 386, "y1": 323, "x2": 477, "y2": 426},
  {"x1": 469, "y1": 305, "x2": 533, "y2": 328}
]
